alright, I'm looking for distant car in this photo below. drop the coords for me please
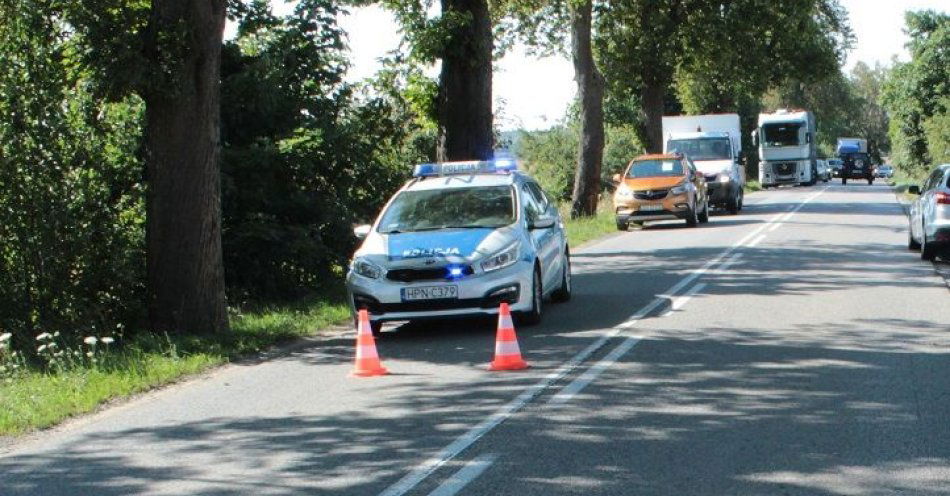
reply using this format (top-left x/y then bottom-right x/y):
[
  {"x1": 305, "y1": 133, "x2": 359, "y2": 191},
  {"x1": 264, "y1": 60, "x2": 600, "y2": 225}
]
[
  {"x1": 613, "y1": 153, "x2": 710, "y2": 229},
  {"x1": 828, "y1": 159, "x2": 844, "y2": 178},
  {"x1": 346, "y1": 160, "x2": 571, "y2": 333},
  {"x1": 875, "y1": 164, "x2": 894, "y2": 178},
  {"x1": 816, "y1": 159, "x2": 831, "y2": 182},
  {"x1": 908, "y1": 164, "x2": 950, "y2": 261}
]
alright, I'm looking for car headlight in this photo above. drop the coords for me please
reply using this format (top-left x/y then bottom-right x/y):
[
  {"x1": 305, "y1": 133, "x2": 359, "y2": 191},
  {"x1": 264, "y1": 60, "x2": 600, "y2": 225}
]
[
  {"x1": 615, "y1": 184, "x2": 634, "y2": 199},
  {"x1": 719, "y1": 172, "x2": 731, "y2": 183},
  {"x1": 670, "y1": 182, "x2": 688, "y2": 195},
  {"x1": 481, "y1": 244, "x2": 519, "y2": 273},
  {"x1": 352, "y1": 258, "x2": 384, "y2": 279}
]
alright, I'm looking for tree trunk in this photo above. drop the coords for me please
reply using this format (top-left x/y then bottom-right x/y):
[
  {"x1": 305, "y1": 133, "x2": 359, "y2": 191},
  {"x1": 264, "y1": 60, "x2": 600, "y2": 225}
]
[
  {"x1": 437, "y1": 0, "x2": 493, "y2": 161},
  {"x1": 569, "y1": 0, "x2": 605, "y2": 219},
  {"x1": 144, "y1": 0, "x2": 229, "y2": 334},
  {"x1": 641, "y1": 78, "x2": 665, "y2": 154}
]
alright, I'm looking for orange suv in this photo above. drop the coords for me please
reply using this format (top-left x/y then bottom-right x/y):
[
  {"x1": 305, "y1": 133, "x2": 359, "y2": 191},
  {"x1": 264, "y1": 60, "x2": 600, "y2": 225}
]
[{"x1": 612, "y1": 153, "x2": 709, "y2": 230}]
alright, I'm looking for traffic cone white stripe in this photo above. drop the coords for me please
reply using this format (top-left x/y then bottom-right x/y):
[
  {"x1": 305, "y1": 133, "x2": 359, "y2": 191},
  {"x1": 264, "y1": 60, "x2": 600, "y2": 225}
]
[
  {"x1": 498, "y1": 314, "x2": 514, "y2": 330},
  {"x1": 495, "y1": 340, "x2": 522, "y2": 356},
  {"x1": 357, "y1": 345, "x2": 379, "y2": 359}
]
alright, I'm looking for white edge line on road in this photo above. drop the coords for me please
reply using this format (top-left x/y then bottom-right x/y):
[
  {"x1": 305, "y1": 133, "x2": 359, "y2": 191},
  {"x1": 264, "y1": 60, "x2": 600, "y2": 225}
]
[
  {"x1": 426, "y1": 453, "x2": 499, "y2": 496},
  {"x1": 378, "y1": 186, "x2": 829, "y2": 496}
]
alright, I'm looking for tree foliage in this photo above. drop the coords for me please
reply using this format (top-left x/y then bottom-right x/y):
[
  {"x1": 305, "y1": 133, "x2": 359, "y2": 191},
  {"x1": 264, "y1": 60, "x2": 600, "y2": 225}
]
[
  {"x1": 882, "y1": 10, "x2": 950, "y2": 176},
  {"x1": 0, "y1": 2, "x2": 145, "y2": 352}
]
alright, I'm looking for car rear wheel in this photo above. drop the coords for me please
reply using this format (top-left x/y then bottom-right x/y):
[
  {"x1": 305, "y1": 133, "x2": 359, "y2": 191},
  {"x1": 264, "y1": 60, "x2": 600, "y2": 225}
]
[
  {"x1": 551, "y1": 251, "x2": 572, "y2": 303},
  {"x1": 908, "y1": 227, "x2": 921, "y2": 250},
  {"x1": 686, "y1": 203, "x2": 699, "y2": 227},
  {"x1": 518, "y1": 267, "x2": 543, "y2": 326},
  {"x1": 698, "y1": 198, "x2": 710, "y2": 223},
  {"x1": 921, "y1": 227, "x2": 937, "y2": 261},
  {"x1": 615, "y1": 219, "x2": 628, "y2": 231}
]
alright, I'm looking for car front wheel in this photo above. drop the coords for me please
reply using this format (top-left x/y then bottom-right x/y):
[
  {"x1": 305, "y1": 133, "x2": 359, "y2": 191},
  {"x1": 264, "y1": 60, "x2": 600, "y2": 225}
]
[
  {"x1": 551, "y1": 251, "x2": 572, "y2": 303},
  {"x1": 518, "y1": 266, "x2": 543, "y2": 326}
]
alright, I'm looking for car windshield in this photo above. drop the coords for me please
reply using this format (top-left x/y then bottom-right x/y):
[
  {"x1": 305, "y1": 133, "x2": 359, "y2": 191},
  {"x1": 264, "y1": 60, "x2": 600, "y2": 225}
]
[
  {"x1": 762, "y1": 123, "x2": 803, "y2": 147},
  {"x1": 667, "y1": 138, "x2": 732, "y2": 160},
  {"x1": 377, "y1": 186, "x2": 515, "y2": 233},
  {"x1": 626, "y1": 159, "x2": 685, "y2": 178}
]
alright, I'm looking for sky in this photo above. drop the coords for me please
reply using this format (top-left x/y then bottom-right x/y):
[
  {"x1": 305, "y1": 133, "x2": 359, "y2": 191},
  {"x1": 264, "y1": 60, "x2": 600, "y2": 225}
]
[{"x1": 256, "y1": 0, "x2": 948, "y2": 131}]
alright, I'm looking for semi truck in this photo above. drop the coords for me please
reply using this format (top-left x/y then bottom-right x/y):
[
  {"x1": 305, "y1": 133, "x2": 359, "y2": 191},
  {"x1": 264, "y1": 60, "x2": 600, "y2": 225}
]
[
  {"x1": 836, "y1": 138, "x2": 873, "y2": 185},
  {"x1": 662, "y1": 114, "x2": 745, "y2": 213},
  {"x1": 754, "y1": 109, "x2": 818, "y2": 188}
]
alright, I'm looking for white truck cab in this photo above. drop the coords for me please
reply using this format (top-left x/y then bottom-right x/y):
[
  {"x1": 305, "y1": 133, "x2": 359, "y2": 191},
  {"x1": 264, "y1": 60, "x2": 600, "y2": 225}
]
[{"x1": 755, "y1": 109, "x2": 818, "y2": 188}]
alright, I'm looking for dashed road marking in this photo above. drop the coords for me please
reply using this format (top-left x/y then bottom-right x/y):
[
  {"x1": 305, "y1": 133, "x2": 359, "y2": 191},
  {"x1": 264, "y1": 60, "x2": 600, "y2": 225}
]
[{"x1": 427, "y1": 453, "x2": 498, "y2": 496}]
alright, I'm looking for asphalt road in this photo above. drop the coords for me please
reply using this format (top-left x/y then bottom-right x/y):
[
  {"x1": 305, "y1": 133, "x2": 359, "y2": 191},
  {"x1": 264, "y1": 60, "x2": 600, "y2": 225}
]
[{"x1": 2, "y1": 183, "x2": 950, "y2": 496}]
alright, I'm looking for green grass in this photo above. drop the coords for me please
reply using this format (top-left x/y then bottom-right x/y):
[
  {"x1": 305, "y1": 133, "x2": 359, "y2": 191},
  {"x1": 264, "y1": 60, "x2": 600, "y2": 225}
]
[
  {"x1": 744, "y1": 180, "x2": 763, "y2": 193},
  {"x1": 0, "y1": 292, "x2": 351, "y2": 436},
  {"x1": 564, "y1": 209, "x2": 617, "y2": 248}
]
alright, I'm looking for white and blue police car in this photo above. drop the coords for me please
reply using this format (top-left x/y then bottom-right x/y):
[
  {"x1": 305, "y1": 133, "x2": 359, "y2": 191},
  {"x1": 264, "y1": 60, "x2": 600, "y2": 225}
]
[{"x1": 346, "y1": 160, "x2": 572, "y2": 335}]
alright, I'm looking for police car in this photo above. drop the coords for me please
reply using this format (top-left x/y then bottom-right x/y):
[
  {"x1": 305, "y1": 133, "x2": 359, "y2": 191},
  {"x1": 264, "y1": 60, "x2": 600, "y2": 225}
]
[{"x1": 347, "y1": 160, "x2": 572, "y2": 335}]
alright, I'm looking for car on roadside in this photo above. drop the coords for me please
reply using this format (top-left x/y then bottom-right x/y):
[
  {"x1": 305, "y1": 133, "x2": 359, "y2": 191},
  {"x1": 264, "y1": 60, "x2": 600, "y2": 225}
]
[
  {"x1": 908, "y1": 164, "x2": 950, "y2": 261},
  {"x1": 817, "y1": 159, "x2": 832, "y2": 182},
  {"x1": 613, "y1": 153, "x2": 709, "y2": 230},
  {"x1": 875, "y1": 164, "x2": 895, "y2": 178},
  {"x1": 346, "y1": 160, "x2": 571, "y2": 334},
  {"x1": 828, "y1": 158, "x2": 844, "y2": 178}
]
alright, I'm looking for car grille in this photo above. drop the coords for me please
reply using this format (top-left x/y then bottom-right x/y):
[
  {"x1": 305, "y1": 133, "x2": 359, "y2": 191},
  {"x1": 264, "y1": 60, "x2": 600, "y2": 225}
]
[
  {"x1": 774, "y1": 162, "x2": 796, "y2": 175},
  {"x1": 386, "y1": 265, "x2": 475, "y2": 282},
  {"x1": 634, "y1": 190, "x2": 668, "y2": 200}
]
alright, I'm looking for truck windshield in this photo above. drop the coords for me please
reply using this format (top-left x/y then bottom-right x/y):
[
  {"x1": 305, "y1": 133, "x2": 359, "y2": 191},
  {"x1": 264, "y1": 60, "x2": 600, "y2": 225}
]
[
  {"x1": 378, "y1": 186, "x2": 515, "y2": 233},
  {"x1": 762, "y1": 123, "x2": 803, "y2": 147},
  {"x1": 626, "y1": 160, "x2": 685, "y2": 178},
  {"x1": 667, "y1": 138, "x2": 732, "y2": 160}
]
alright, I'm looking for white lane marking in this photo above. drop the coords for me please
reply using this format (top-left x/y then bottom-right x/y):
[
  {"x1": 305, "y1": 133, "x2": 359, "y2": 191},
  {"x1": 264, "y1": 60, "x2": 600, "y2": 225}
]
[
  {"x1": 746, "y1": 234, "x2": 767, "y2": 248},
  {"x1": 660, "y1": 283, "x2": 707, "y2": 317},
  {"x1": 550, "y1": 282, "x2": 707, "y2": 405},
  {"x1": 716, "y1": 253, "x2": 743, "y2": 273},
  {"x1": 427, "y1": 453, "x2": 498, "y2": 496},
  {"x1": 380, "y1": 186, "x2": 829, "y2": 496}
]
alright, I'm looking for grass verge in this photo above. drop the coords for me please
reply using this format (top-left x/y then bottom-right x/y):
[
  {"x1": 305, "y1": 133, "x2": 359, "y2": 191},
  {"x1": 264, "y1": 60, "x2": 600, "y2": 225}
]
[
  {"x1": 564, "y1": 209, "x2": 616, "y2": 248},
  {"x1": 0, "y1": 292, "x2": 351, "y2": 436},
  {"x1": 744, "y1": 180, "x2": 763, "y2": 193}
]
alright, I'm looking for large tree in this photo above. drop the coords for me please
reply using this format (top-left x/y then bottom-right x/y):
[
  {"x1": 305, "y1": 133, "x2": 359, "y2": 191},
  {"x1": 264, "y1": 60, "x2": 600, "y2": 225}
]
[
  {"x1": 142, "y1": 0, "x2": 229, "y2": 333},
  {"x1": 68, "y1": 0, "x2": 230, "y2": 334},
  {"x1": 568, "y1": 0, "x2": 604, "y2": 217},
  {"x1": 381, "y1": 0, "x2": 494, "y2": 161}
]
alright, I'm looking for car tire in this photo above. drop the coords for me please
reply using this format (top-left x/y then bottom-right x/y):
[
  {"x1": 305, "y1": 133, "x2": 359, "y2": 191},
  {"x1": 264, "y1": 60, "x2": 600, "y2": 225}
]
[
  {"x1": 727, "y1": 192, "x2": 740, "y2": 215},
  {"x1": 698, "y1": 198, "x2": 710, "y2": 223},
  {"x1": 551, "y1": 251, "x2": 572, "y2": 303},
  {"x1": 686, "y1": 203, "x2": 699, "y2": 227},
  {"x1": 908, "y1": 227, "x2": 921, "y2": 250},
  {"x1": 868, "y1": 178, "x2": 874, "y2": 185},
  {"x1": 518, "y1": 266, "x2": 543, "y2": 326},
  {"x1": 921, "y1": 228, "x2": 937, "y2": 261},
  {"x1": 842, "y1": 177, "x2": 847, "y2": 185},
  {"x1": 616, "y1": 219, "x2": 628, "y2": 231}
]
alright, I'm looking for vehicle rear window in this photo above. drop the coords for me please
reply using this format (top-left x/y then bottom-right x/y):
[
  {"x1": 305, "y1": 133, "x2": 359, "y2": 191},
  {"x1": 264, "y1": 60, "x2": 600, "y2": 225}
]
[{"x1": 626, "y1": 160, "x2": 684, "y2": 178}]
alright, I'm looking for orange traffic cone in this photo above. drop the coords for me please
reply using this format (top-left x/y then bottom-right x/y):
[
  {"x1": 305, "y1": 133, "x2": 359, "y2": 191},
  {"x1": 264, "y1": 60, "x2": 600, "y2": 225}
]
[
  {"x1": 352, "y1": 310, "x2": 389, "y2": 377},
  {"x1": 488, "y1": 303, "x2": 529, "y2": 371}
]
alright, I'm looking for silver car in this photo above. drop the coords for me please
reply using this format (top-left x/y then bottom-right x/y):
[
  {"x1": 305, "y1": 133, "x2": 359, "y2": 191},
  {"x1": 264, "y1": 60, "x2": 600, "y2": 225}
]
[
  {"x1": 347, "y1": 160, "x2": 572, "y2": 335},
  {"x1": 908, "y1": 164, "x2": 950, "y2": 261}
]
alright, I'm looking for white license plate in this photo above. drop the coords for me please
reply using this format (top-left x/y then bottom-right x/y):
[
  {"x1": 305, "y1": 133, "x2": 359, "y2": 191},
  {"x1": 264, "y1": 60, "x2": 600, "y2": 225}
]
[
  {"x1": 402, "y1": 285, "x2": 459, "y2": 301},
  {"x1": 640, "y1": 204, "x2": 663, "y2": 212}
]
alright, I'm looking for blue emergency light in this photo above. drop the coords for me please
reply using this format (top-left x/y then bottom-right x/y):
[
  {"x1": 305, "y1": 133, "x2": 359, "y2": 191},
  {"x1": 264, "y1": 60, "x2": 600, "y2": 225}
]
[{"x1": 412, "y1": 160, "x2": 518, "y2": 178}]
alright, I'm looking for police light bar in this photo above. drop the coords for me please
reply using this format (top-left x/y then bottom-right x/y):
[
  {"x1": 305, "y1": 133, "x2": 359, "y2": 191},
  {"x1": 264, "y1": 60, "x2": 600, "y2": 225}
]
[{"x1": 412, "y1": 160, "x2": 518, "y2": 177}]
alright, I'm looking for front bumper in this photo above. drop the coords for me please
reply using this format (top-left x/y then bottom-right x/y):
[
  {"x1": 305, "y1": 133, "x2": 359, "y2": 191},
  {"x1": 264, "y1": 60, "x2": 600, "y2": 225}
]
[
  {"x1": 706, "y1": 181, "x2": 736, "y2": 204},
  {"x1": 346, "y1": 260, "x2": 535, "y2": 322}
]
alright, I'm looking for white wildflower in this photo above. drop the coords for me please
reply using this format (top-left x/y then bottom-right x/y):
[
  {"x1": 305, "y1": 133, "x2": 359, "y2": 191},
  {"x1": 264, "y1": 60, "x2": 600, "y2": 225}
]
[
  {"x1": 101, "y1": 337, "x2": 115, "y2": 344},
  {"x1": 53, "y1": 331, "x2": 60, "y2": 337},
  {"x1": 85, "y1": 351, "x2": 94, "y2": 358},
  {"x1": 36, "y1": 332, "x2": 51, "y2": 341},
  {"x1": 0, "y1": 333, "x2": 11, "y2": 342},
  {"x1": 83, "y1": 336, "x2": 97, "y2": 345},
  {"x1": 37, "y1": 344, "x2": 48, "y2": 353}
]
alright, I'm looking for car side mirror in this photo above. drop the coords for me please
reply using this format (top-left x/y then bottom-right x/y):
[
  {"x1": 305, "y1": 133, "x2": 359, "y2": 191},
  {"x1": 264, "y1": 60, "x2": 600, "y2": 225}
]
[
  {"x1": 908, "y1": 185, "x2": 920, "y2": 195},
  {"x1": 530, "y1": 216, "x2": 556, "y2": 230},
  {"x1": 612, "y1": 173, "x2": 622, "y2": 183},
  {"x1": 354, "y1": 224, "x2": 372, "y2": 240}
]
